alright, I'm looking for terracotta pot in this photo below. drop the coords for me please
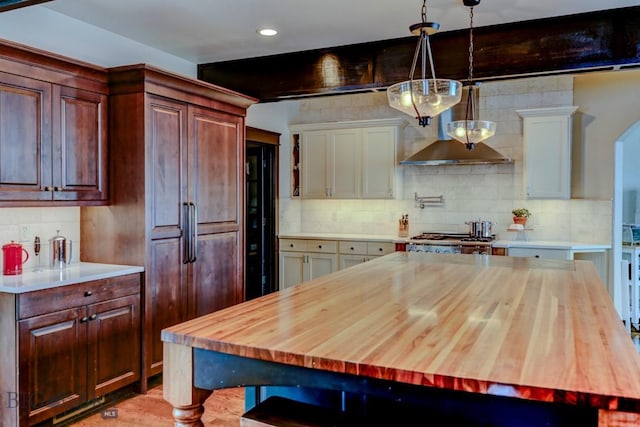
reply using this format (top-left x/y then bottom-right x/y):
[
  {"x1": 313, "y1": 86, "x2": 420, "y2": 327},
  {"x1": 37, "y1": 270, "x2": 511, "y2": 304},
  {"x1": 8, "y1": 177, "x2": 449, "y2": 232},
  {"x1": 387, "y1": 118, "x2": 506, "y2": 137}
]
[{"x1": 512, "y1": 216, "x2": 527, "y2": 226}]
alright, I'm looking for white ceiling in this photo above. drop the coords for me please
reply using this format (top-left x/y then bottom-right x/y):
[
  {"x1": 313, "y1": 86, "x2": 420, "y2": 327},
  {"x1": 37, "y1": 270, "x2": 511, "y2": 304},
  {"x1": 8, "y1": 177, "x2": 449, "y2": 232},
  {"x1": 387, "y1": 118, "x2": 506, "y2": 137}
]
[{"x1": 43, "y1": 0, "x2": 640, "y2": 64}]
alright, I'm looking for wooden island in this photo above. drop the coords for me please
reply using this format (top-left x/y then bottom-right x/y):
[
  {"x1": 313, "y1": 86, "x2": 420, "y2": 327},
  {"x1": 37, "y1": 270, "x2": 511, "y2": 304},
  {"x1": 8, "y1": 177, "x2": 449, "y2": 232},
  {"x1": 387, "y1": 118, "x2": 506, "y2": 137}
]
[{"x1": 162, "y1": 252, "x2": 640, "y2": 426}]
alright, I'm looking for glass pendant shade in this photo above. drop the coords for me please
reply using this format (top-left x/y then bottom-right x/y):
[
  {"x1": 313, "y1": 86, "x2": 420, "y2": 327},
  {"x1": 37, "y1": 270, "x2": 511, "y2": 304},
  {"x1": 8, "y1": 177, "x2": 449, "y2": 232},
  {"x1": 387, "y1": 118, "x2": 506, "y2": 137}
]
[
  {"x1": 387, "y1": 79, "x2": 462, "y2": 126},
  {"x1": 446, "y1": 119, "x2": 496, "y2": 144},
  {"x1": 386, "y1": 1, "x2": 461, "y2": 127}
]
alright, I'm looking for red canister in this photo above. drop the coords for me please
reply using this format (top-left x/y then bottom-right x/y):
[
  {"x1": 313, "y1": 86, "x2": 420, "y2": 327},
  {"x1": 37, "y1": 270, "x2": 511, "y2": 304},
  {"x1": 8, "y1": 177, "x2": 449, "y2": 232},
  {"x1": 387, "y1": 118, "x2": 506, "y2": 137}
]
[{"x1": 2, "y1": 241, "x2": 29, "y2": 275}]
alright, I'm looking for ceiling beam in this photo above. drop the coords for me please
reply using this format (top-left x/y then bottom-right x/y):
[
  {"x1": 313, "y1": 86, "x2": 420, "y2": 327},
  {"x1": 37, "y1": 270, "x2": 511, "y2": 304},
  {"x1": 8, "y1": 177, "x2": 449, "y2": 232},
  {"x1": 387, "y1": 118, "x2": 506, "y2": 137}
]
[{"x1": 198, "y1": 6, "x2": 640, "y2": 102}]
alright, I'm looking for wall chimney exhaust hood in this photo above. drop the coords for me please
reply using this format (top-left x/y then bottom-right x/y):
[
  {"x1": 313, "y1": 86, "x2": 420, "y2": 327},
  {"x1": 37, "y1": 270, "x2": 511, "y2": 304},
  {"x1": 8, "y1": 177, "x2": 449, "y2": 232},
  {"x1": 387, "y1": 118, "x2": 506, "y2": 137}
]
[{"x1": 400, "y1": 109, "x2": 513, "y2": 166}]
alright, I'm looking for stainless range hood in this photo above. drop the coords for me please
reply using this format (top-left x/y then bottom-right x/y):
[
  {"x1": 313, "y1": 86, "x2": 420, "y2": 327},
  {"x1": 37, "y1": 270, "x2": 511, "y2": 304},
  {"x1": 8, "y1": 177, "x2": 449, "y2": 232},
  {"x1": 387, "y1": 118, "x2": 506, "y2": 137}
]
[{"x1": 400, "y1": 109, "x2": 513, "y2": 166}]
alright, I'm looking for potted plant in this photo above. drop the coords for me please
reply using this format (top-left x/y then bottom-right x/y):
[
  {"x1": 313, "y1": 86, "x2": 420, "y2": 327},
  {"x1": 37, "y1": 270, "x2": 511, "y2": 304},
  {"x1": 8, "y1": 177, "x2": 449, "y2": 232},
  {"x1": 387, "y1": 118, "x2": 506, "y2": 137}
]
[{"x1": 512, "y1": 208, "x2": 531, "y2": 226}]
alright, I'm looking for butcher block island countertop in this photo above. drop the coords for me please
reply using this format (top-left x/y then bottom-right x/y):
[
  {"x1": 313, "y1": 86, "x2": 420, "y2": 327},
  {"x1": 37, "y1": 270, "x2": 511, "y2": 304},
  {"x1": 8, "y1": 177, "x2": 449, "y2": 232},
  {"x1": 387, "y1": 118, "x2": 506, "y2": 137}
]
[{"x1": 162, "y1": 252, "x2": 640, "y2": 426}]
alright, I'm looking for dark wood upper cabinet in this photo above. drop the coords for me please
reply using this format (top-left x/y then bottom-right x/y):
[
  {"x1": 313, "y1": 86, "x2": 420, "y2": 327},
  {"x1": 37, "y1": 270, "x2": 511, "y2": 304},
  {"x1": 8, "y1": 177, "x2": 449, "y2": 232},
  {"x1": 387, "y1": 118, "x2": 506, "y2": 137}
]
[{"x1": 0, "y1": 39, "x2": 109, "y2": 206}]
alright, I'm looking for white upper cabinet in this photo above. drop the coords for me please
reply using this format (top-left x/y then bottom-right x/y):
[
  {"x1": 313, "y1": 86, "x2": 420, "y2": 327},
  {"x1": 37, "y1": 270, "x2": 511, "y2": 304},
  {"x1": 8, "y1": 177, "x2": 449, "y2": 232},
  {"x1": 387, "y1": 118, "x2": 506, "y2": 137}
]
[
  {"x1": 292, "y1": 119, "x2": 403, "y2": 199},
  {"x1": 517, "y1": 106, "x2": 578, "y2": 199}
]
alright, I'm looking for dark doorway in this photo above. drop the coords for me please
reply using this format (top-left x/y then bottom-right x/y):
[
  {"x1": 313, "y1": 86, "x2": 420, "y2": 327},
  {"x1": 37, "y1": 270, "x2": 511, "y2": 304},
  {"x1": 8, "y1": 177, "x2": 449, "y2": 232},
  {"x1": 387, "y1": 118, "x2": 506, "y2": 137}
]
[{"x1": 246, "y1": 128, "x2": 279, "y2": 300}]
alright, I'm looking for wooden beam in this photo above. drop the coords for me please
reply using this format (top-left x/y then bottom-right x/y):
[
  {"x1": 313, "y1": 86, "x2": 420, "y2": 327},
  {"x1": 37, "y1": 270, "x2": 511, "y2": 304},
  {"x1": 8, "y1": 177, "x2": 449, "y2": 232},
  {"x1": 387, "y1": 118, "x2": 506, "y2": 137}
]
[
  {"x1": 198, "y1": 6, "x2": 640, "y2": 102},
  {"x1": 0, "y1": 0, "x2": 52, "y2": 13}
]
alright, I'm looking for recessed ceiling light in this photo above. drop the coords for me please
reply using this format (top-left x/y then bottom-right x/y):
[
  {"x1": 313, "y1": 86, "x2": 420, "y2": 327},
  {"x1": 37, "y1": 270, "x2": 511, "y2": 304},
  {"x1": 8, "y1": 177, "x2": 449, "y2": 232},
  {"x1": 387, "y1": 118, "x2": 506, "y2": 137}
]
[{"x1": 258, "y1": 28, "x2": 278, "y2": 37}]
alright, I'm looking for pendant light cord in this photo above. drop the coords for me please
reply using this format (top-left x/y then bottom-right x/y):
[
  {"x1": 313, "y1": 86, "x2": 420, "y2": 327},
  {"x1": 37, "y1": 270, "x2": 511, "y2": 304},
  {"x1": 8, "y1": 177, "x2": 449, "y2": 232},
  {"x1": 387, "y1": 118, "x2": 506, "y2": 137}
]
[{"x1": 464, "y1": 6, "x2": 475, "y2": 149}]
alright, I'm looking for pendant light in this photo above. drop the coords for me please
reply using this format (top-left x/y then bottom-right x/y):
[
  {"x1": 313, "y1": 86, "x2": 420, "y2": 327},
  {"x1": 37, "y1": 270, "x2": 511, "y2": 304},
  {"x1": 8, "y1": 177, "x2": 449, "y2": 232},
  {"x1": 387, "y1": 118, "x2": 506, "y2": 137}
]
[
  {"x1": 446, "y1": 0, "x2": 496, "y2": 150},
  {"x1": 387, "y1": 0, "x2": 462, "y2": 127}
]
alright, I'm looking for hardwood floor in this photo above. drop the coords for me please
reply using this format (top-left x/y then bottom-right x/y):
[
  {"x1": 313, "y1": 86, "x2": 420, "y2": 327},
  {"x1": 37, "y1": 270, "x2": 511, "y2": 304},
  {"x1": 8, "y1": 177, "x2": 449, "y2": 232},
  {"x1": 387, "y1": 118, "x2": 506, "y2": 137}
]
[{"x1": 67, "y1": 384, "x2": 244, "y2": 426}]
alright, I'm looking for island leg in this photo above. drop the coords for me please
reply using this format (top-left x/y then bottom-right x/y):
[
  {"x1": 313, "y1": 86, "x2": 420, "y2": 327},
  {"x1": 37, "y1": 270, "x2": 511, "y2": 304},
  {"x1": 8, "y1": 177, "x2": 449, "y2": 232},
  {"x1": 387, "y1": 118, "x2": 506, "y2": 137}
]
[{"x1": 163, "y1": 342, "x2": 213, "y2": 427}]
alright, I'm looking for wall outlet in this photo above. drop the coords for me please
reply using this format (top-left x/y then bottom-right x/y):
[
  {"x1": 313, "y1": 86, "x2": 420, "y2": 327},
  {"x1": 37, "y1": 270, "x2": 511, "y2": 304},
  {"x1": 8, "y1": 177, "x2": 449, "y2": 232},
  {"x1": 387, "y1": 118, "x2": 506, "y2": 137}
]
[{"x1": 19, "y1": 224, "x2": 31, "y2": 241}]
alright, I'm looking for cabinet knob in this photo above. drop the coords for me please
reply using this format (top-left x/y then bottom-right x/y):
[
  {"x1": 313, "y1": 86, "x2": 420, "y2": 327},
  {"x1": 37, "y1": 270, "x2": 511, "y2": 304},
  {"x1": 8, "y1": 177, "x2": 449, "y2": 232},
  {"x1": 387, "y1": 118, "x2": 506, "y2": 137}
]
[
  {"x1": 54, "y1": 186, "x2": 62, "y2": 192},
  {"x1": 318, "y1": 245, "x2": 322, "y2": 249},
  {"x1": 79, "y1": 316, "x2": 89, "y2": 323},
  {"x1": 84, "y1": 290, "x2": 93, "y2": 297},
  {"x1": 534, "y1": 255, "x2": 540, "y2": 258},
  {"x1": 350, "y1": 247, "x2": 354, "y2": 250},
  {"x1": 89, "y1": 314, "x2": 97, "y2": 321},
  {"x1": 45, "y1": 186, "x2": 54, "y2": 192},
  {"x1": 378, "y1": 248, "x2": 383, "y2": 252},
  {"x1": 290, "y1": 244, "x2": 294, "y2": 247}
]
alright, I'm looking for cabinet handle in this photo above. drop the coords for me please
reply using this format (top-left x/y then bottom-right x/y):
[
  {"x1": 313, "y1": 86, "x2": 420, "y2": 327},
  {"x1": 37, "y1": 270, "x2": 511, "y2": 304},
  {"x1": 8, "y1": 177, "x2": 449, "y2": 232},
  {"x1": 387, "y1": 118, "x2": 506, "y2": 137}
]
[
  {"x1": 45, "y1": 186, "x2": 54, "y2": 192},
  {"x1": 350, "y1": 247, "x2": 354, "y2": 250},
  {"x1": 183, "y1": 202, "x2": 190, "y2": 264},
  {"x1": 378, "y1": 248, "x2": 383, "y2": 252},
  {"x1": 318, "y1": 245, "x2": 322, "y2": 249},
  {"x1": 89, "y1": 314, "x2": 97, "y2": 321},
  {"x1": 84, "y1": 291, "x2": 93, "y2": 297},
  {"x1": 190, "y1": 202, "x2": 198, "y2": 263},
  {"x1": 54, "y1": 186, "x2": 62, "y2": 191},
  {"x1": 79, "y1": 316, "x2": 89, "y2": 323},
  {"x1": 290, "y1": 243, "x2": 294, "y2": 248},
  {"x1": 534, "y1": 255, "x2": 540, "y2": 258}
]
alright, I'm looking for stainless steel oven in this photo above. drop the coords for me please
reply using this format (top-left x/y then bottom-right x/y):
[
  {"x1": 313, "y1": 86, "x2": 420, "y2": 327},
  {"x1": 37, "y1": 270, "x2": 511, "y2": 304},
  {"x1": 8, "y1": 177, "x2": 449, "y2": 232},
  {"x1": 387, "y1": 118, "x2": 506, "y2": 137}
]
[{"x1": 406, "y1": 232, "x2": 493, "y2": 255}]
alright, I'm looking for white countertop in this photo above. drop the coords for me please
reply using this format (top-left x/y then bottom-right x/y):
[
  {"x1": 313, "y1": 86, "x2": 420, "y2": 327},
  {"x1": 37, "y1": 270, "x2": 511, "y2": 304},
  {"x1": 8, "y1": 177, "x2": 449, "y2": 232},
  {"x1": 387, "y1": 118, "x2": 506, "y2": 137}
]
[
  {"x1": 0, "y1": 262, "x2": 144, "y2": 294},
  {"x1": 492, "y1": 240, "x2": 611, "y2": 251},
  {"x1": 278, "y1": 232, "x2": 403, "y2": 242}
]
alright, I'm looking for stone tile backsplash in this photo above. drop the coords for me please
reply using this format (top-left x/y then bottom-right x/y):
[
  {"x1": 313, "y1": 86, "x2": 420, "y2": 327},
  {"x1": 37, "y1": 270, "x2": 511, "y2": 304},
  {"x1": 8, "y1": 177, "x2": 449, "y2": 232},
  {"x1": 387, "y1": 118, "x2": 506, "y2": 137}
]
[{"x1": 0, "y1": 207, "x2": 80, "y2": 271}]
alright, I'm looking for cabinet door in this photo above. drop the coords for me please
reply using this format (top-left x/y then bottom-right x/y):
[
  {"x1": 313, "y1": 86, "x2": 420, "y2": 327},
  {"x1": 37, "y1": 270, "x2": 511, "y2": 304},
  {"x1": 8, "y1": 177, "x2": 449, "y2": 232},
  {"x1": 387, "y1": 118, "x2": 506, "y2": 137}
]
[
  {"x1": 331, "y1": 129, "x2": 361, "y2": 198},
  {"x1": 146, "y1": 96, "x2": 188, "y2": 376},
  {"x1": 88, "y1": 294, "x2": 140, "y2": 398},
  {"x1": 279, "y1": 251, "x2": 305, "y2": 290},
  {"x1": 0, "y1": 72, "x2": 52, "y2": 201},
  {"x1": 190, "y1": 232, "x2": 242, "y2": 318},
  {"x1": 301, "y1": 131, "x2": 330, "y2": 198},
  {"x1": 187, "y1": 105, "x2": 244, "y2": 318},
  {"x1": 340, "y1": 254, "x2": 367, "y2": 270},
  {"x1": 52, "y1": 86, "x2": 108, "y2": 201},
  {"x1": 362, "y1": 126, "x2": 396, "y2": 199},
  {"x1": 306, "y1": 253, "x2": 337, "y2": 281},
  {"x1": 517, "y1": 107, "x2": 576, "y2": 199},
  {"x1": 18, "y1": 307, "x2": 87, "y2": 425}
]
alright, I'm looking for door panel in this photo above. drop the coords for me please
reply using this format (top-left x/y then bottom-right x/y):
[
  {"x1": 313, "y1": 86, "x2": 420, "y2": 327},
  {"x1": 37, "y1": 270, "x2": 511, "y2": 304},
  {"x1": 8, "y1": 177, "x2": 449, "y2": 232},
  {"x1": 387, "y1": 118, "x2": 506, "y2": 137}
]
[
  {"x1": 89, "y1": 294, "x2": 140, "y2": 398},
  {"x1": 18, "y1": 307, "x2": 87, "y2": 425},
  {"x1": 0, "y1": 72, "x2": 51, "y2": 201},
  {"x1": 148, "y1": 237, "x2": 185, "y2": 375},
  {"x1": 190, "y1": 231, "x2": 241, "y2": 318},
  {"x1": 148, "y1": 96, "x2": 187, "y2": 236},
  {"x1": 279, "y1": 252, "x2": 305, "y2": 290},
  {"x1": 53, "y1": 86, "x2": 107, "y2": 201},
  {"x1": 189, "y1": 105, "x2": 242, "y2": 226}
]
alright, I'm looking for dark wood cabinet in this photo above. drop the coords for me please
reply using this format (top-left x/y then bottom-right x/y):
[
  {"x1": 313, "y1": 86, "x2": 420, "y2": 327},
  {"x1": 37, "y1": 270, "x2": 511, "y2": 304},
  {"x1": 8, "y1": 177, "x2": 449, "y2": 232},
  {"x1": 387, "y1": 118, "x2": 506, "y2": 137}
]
[
  {"x1": 0, "y1": 40, "x2": 108, "y2": 206},
  {"x1": 80, "y1": 64, "x2": 255, "y2": 381},
  {"x1": 0, "y1": 273, "x2": 142, "y2": 426}
]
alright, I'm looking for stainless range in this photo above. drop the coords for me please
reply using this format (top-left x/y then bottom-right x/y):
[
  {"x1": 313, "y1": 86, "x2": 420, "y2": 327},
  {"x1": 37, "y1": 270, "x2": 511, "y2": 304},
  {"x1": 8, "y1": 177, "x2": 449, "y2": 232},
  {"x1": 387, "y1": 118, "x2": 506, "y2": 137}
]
[{"x1": 406, "y1": 232, "x2": 493, "y2": 255}]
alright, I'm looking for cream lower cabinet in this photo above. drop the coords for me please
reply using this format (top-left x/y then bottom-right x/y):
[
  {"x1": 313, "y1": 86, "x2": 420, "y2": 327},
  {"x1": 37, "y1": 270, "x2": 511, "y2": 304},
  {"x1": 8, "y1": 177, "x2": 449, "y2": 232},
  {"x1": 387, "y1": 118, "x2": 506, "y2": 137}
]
[
  {"x1": 279, "y1": 239, "x2": 338, "y2": 290},
  {"x1": 338, "y1": 240, "x2": 396, "y2": 269},
  {"x1": 279, "y1": 238, "x2": 396, "y2": 289}
]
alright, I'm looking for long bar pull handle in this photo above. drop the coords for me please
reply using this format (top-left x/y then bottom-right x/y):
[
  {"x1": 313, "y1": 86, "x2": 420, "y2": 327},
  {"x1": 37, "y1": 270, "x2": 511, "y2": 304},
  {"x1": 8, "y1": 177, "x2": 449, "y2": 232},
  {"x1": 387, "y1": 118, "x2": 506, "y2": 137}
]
[
  {"x1": 190, "y1": 202, "x2": 198, "y2": 263},
  {"x1": 183, "y1": 202, "x2": 190, "y2": 264}
]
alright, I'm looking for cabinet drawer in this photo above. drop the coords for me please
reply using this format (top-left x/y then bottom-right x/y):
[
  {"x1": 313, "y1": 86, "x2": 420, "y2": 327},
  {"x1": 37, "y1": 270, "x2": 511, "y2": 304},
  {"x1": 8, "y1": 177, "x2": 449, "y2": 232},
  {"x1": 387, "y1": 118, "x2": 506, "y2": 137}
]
[
  {"x1": 306, "y1": 240, "x2": 337, "y2": 253},
  {"x1": 507, "y1": 247, "x2": 571, "y2": 260},
  {"x1": 367, "y1": 242, "x2": 395, "y2": 256},
  {"x1": 17, "y1": 273, "x2": 141, "y2": 319},
  {"x1": 279, "y1": 239, "x2": 307, "y2": 252},
  {"x1": 279, "y1": 239, "x2": 337, "y2": 253},
  {"x1": 339, "y1": 241, "x2": 368, "y2": 255}
]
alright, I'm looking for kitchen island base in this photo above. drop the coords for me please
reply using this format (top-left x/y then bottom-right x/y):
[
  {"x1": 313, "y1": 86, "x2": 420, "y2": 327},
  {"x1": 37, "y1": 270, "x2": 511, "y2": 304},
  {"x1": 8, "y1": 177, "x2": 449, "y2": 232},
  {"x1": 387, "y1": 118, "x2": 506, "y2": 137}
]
[{"x1": 164, "y1": 344, "x2": 603, "y2": 427}]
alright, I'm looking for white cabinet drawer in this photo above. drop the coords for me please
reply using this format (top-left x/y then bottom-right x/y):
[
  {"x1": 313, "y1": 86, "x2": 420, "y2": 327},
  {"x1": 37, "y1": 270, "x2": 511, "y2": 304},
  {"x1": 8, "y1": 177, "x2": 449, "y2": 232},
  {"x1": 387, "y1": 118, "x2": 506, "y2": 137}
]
[
  {"x1": 279, "y1": 238, "x2": 337, "y2": 254},
  {"x1": 339, "y1": 241, "x2": 368, "y2": 255},
  {"x1": 367, "y1": 242, "x2": 395, "y2": 256},
  {"x1": 508, "y1": 247, "x2": 571, "y2": 260},
  {"x1": 279, "y1": 239, "x2": 308, "y2": 252}
]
